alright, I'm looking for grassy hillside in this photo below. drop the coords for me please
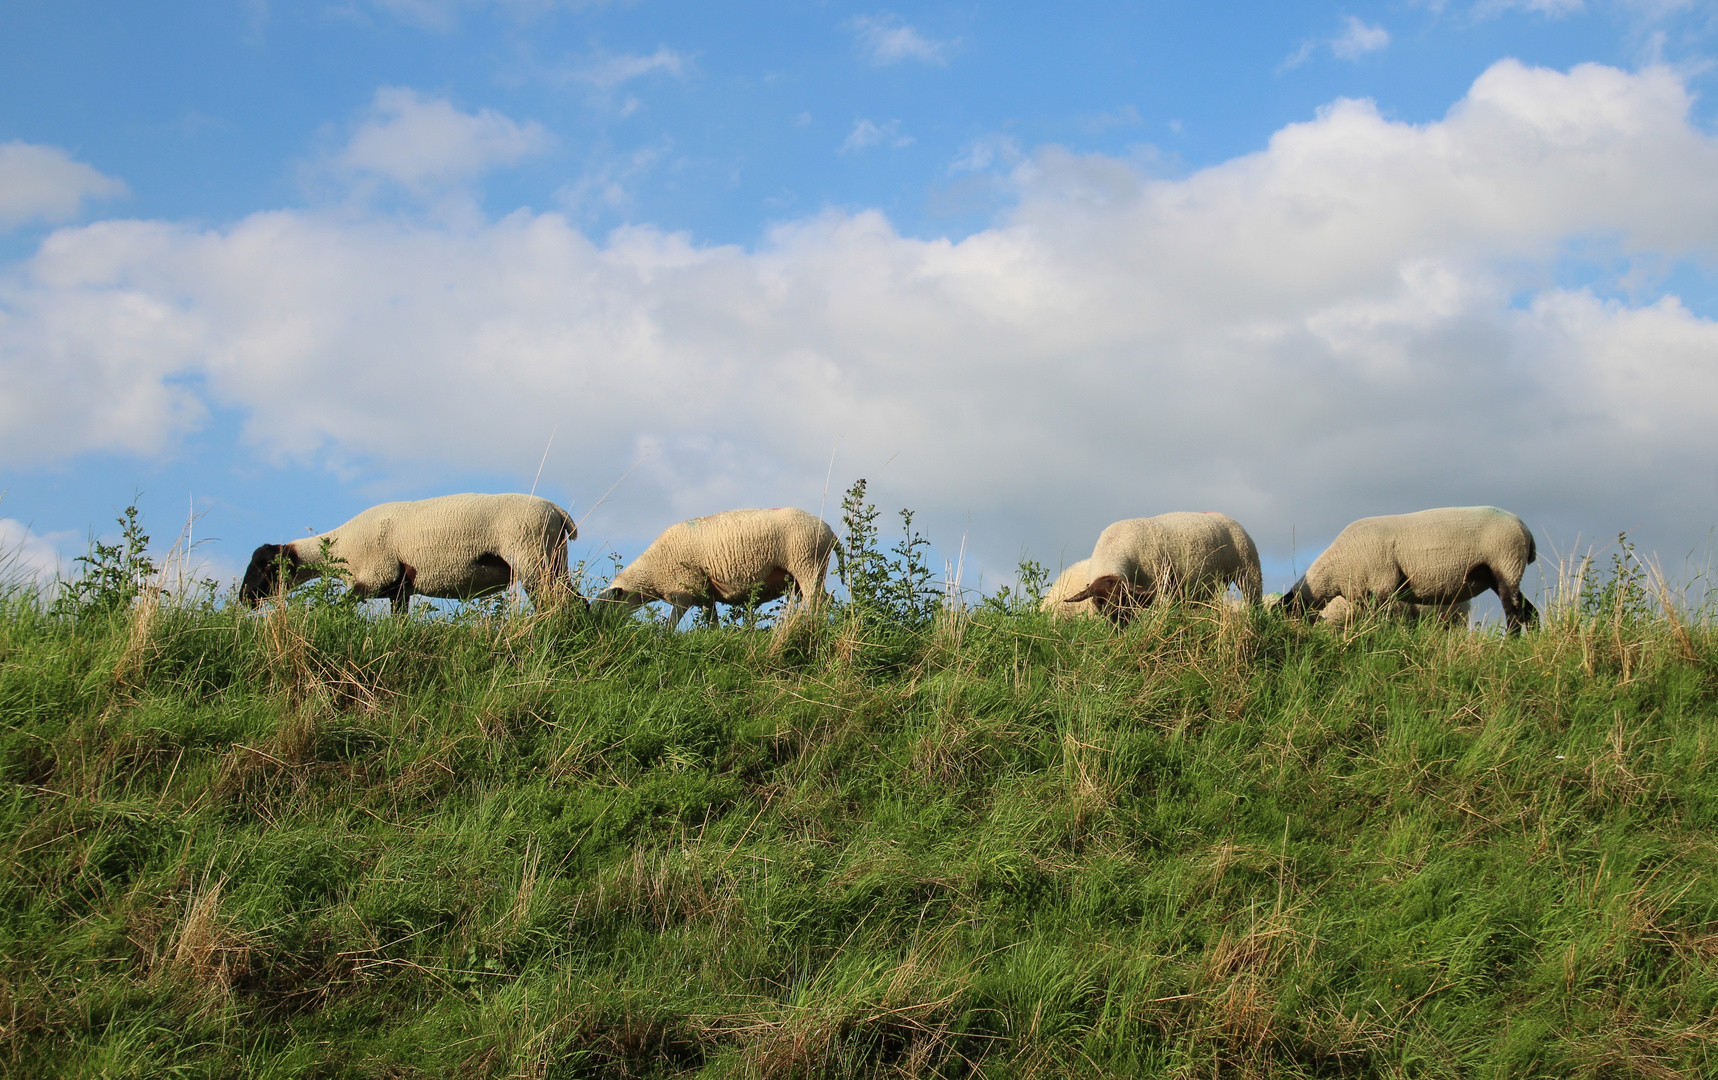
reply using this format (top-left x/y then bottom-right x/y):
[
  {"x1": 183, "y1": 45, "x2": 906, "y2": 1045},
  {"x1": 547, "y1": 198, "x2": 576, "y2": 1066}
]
[{"x1": 3, "y1": 535, "x2": 1718, "y2": 1076}]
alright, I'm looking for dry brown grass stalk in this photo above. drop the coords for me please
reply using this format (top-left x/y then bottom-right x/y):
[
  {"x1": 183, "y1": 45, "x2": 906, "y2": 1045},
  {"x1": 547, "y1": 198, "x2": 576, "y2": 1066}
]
[
  {"x1": 1060, "y1": 728, "x2": 1115, "y2": 836},
  {"x1": 158, "y1": 877, "x2": 253, "y2": 1007},
  {"x1": 213, "y1": 708, "x2": 320, "y2": 805},
  {"x1": 910, "y1": 714, "x2": 1015, "y2": 788},
  {"x1": 587, "y1": 846, "x2": 743, "y2": 933},
  {"x1": 700, "y1": 960, "x2": 975, "y2": 1080},
  {"x1": 110, "y1": 584, "x2": 161, "y2": 688}
]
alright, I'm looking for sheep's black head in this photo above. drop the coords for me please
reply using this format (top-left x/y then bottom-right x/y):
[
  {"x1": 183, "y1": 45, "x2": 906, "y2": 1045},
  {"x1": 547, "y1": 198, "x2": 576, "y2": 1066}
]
[
  {"x1": 240, "y1": 543, "x2": 293, "y2": 607},
  {"x1": 1279, "y1": 577, "x2": 1311, "y2": 617}
]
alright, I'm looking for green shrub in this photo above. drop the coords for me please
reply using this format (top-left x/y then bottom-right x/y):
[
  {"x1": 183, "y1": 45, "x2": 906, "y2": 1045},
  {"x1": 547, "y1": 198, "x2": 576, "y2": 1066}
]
[{"x1": 50, "y1": 503, "x2": 157, "y2": 620}]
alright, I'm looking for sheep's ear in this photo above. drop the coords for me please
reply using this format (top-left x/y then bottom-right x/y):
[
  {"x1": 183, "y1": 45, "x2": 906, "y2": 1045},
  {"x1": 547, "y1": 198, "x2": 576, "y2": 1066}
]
[{"x1": 245, "y1": 543, "x2": 283, "y2": 576}]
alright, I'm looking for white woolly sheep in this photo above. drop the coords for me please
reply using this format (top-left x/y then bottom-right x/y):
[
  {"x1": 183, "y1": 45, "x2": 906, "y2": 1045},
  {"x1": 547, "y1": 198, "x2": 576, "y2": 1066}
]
[
  {"x1": 1040, "y1": 560, "x2": 1098, "y2": 620},
  {"x1": 1282, "y1": 506, "x2": 1537, "y2": 633},
  {"x1": 1313, "y1": 594, "x2": 1471, "y2": 631},
  {"x1": 1063, "y1": 512, "x2": 1264, "y2": 625},
  {"x1": 241, "y1": 493, "x2": 576, "y2": 613},
  {"x1": 595, "y1": 507, "x2": 836, "y2": 628}
]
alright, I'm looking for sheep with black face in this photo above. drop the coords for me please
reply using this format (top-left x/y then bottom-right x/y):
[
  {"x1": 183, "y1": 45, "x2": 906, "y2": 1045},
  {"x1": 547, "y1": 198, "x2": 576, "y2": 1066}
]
[
  {"x1": 1281, "y1": 506, "x2": 1537, "y2": 634},
  {"x1": 241, "y1": 493, "x2": 577, "y2": 613}
]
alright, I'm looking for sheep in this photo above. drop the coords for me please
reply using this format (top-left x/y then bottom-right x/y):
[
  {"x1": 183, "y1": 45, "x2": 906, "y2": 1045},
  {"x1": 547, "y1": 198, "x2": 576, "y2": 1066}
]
[
  {"x1": 595, "y1": 507, "x2": 836, "y2": 628},
  {"x1": 1040, "y1": 559, "x2": 1097, "y2": 619},
  {"x1": 1313, "y1": 594, "x2": 1471, "y2": 631},
  {"x1": 240, "y1": 493, "x2": 577, "y2": 613},
  {"x1": 1281, "y1": 506, "x2": 1537, "y2": 633},
  {"x1": 1062, "y1": 512, "x2": 1263, "y2": 625}
]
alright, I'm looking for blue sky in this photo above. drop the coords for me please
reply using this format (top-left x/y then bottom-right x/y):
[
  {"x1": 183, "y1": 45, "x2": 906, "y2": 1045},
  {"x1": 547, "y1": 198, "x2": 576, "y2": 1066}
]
[{"x1": 3, "y1": 0, "x2": 1717, "y2": 604}]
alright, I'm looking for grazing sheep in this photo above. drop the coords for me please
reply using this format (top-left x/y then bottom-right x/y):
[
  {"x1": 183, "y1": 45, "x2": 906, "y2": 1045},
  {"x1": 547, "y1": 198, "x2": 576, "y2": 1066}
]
[
  {"x1": 1314, "y1": 594, "x2": 1471, "y2": 631},
  {"x1": 240, "y1": 493, "x2": 576, "y2": 613},
  {"x1": 1062, "y1": 512, "x2": 1263, "y2": 625},
  {"x1": 1282, "y1": 506, "x2": 1537, "y2": 633},
  {"x1": 1040, "y1": 559, "x2": 1097, "y2": 620},
  {"x1": 595, "y1": 508, "x2": 836, "y2": 628}
]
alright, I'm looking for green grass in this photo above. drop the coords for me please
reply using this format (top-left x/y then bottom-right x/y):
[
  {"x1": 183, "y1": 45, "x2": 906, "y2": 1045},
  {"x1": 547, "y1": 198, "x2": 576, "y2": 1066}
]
[{"x1": 3, "y1": 589, "x2": 1717, "y2": 1078}]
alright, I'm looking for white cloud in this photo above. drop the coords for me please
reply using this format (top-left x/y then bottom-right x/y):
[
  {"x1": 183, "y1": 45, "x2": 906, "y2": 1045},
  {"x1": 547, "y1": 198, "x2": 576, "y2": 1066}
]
[
  {"x1": 369, "y1": 0, "x2": 590, "y2": 31},
  {"x1": 949, "y1": 135, "x2": 1023, "y2": 174},
  {"x1": 1473, "y1": 0, "x2": 1586, "y2": 16},
  {"x1": 1079, "y1": 105, "x2": 1144, "y2": 134},
  {"x1": 331, "y1": 88, "x2": 550, "y2": 192},
  {"x1": 0, "y1": 519, "x2": 75, "y2": 584},
  {"x1": 1469, "y1": 0, "x2": 1701, "y2": 19},
  {"x1": 1331, "y1": 16, "x2": 1391, "y2": 59},
  {"x1": 0, "y1": 142, "x2": 127, "y2": 230},
  {"x1": 846, "y1": 13, "x2": 950, "y2": 65},
  {"x1": 573, "y1": 46, "x2": 692, "y2": 90},
  {"x1": 1617, "y1": 0, "x2": 1695, "y2": 18},
  {"x1": 3, "y1": 60, "x2": 1718, "y2": 572},
  {"x1": 1282, "y1": 16, "x2": 1391, "y2": 70},
  {"x1": 1278, "y1": 40, "x2": 1318, "y2": 72},
  {"x1": 556, "y1": 142, "x2": 669, "y2": 217},
  {"x1": 841, "y1": 119, "x2": 914, "y2": 153}
]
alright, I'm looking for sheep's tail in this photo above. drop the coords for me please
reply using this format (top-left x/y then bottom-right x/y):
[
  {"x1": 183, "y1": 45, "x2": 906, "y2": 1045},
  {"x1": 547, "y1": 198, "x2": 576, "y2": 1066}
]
[
  {"x1": 538, "y1": 505, "x2": 576, "y2": 592},
  {"x1": 1525, "y1": 528, "x2": 1537, "y2": 566}
]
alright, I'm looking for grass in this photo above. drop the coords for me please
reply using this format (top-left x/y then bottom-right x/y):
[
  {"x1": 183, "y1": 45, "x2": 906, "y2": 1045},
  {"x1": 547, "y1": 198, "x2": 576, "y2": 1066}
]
[{"x1": 2, "y1": 576, "x2": 1717, "y2": 1078}]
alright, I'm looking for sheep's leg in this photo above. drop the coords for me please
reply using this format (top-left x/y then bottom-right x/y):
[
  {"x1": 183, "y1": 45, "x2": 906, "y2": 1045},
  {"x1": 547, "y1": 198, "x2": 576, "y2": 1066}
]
[
  {"x1": 383, "y1": 561, "x2": 417, "y2": 615},
  {"x1": 1462, "y1": 563, "x2": 1528, "y2": 634},
  {"x1": 1235, "y1": 568, "x2": 1263, "y2": 605},
  {"x1": 667, "y1": 603, "x2": 690, "y2": 629},
  {"x1": 498, "y1": 550, "x2": 553, "y2": 611},
  {"x1": 1517, "y1": 594, "x2": 1539, "y2": 630},
  {"x1": 1107, "y1": 581, "x2": 1151, "y2": 627},
  {"x1": 1496, "y1": 573, "x2": 1535, "y2": 634}
]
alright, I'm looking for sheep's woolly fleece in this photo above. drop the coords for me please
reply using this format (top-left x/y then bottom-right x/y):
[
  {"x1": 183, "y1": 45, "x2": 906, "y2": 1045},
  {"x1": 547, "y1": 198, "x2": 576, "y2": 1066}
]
[
  {"x1": 248, "y1": 493, "x2": 574, "y2": 607},
  {"x1": 1041, "y1": 559, "x2": 1098, "y2": 620},
  {"x1": 1072, "y1": 512, "x2": 1264, "y2": 609},
  {"x1": 600, "y1": 507, "x2": 836, "y2": 624},
  {"x1": 1289, "y1": 506, "x2": 1535, "y2": 626}
]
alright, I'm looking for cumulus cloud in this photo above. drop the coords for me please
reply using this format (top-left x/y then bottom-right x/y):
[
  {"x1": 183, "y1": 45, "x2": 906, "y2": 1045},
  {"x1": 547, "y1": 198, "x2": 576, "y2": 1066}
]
[
  {"x1": 0, "y1": 519, "x2": 74, "y2": 583},
  {"x1": 847, "y1": 13, "x2": 950, "y2": 65},
  {"x1": 841, "y1": 119, "x2": 914, "y2": 153},
  {"x1": 369, "y1": 0, "x2": 588, "y2": 31},
  {"x1": 331, "y1": 88, "x2": 550, "y2": 192},
  {"x1": 556, "y1": 142, "x2": 670, "y2": 217},
  {"x1": 572, "y1": 46, "x2": 692, "y2": 90},
  {"x1": 1282, "y1": 16, "x2": 1391, "y2": 70},
  {"x1": 949, "y1": 135, "x2": 1023, "y2": 174},
  {"x1": 1331, "y1": 16, "x2": 1391, "y2": 59},
  {"x1": 1473, "y1": 0, "x2": 1586, "y2": 16},
  {"x1": 0, "y1": 142, "x2": 127, "y2": 230},
  {"x1": 3, "y1": 60, "x2": 1718, "y2": 574}
]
